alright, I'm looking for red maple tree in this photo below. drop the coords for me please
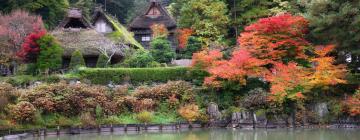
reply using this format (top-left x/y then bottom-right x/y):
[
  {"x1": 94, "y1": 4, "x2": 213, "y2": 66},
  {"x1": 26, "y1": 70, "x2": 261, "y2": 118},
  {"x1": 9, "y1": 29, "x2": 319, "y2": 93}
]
[
  {"x1": 17, "y1": 30, "x2": 47, "y2": 62},
  {"x1": 266, "y1": 62, "x2": 309, "y2": 103},
  {"x1": 192, "y1": 49, "x2": 223, "y2": 69},
  {"x1": 204, "y1": 49, "x2": 268, "y2": 87},
  {"x1": 238, "y1": 14, "x2": 309, "y2": 64}
]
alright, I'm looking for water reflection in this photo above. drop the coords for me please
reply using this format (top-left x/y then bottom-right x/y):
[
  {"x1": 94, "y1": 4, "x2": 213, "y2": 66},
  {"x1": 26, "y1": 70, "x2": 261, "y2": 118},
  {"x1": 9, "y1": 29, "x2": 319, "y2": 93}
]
[{"x1": 28, "y1": 128, "x2": 360, "y2": 140}]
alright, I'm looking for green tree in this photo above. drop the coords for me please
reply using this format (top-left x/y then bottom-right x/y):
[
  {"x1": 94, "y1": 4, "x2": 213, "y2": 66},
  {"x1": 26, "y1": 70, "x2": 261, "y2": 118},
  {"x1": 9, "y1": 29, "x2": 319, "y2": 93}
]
[
  {"x1": 181, "y1": 36, "x2": 202, "y2": 59},
  {"x1": 150, "y1": 37, "x2": 175, "y2": 63},
  {"x1": 96, "y1": 53, "x2": 108, "y2": 68},
  {"x1": 36, "y1": 34, "x2": 64, "y2": 74},
  {"x1": 1, "y1": 0, "x2": 69, "y2": 29},
  {"x1": 69, "y1": 50, "x2": 86, "y2": 70},
  {"x1": 95, "y1": 0, "x2": 136, "y2": 24},
  {"x1": 178, "y1": 0, "x2": 229, "y2": 44},
  {"x1": 305, "y1": 0, "x2": 360, "y2": 72},
  {"x1": 121, "y1": 49, "x2": 158, "y2": 68},
  {"x1": 168, "y1": 0, "x2": 187, "y2": 20},
  {"x1": 225, "y1": 0, "x2": 303, "y2": 40}
]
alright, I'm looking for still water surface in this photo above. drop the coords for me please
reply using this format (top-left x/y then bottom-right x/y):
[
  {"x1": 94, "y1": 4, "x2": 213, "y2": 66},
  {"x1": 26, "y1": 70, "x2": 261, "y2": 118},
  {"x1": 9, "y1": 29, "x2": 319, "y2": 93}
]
[{"x1": 27, "y1": 128, "x2": 360, "y2": 140}]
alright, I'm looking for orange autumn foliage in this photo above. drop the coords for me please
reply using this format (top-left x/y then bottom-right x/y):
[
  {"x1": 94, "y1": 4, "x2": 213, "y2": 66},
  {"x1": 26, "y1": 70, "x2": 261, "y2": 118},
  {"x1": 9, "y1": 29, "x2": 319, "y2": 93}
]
[
  {"x1": 150, "y1": 24, "x2": 168, "y2": 38},
  {"x1": 191, "y1": 14, "x2": 348, "y2": 105},
  {"x1": 204, "y1": 49, "x2": 268, "y2": 87},
  {"x1": 307, "y1": 45, "x2": 347, "y2": 87},
  {"x1": 177, "y1": 28, "x2": 193, "y2": 49},
  {"x1": 266, "y1": 62, "x2": 309, "y2": 103},
  {"x1": 238, "y1": 14, "x2": 309, "y2": 64},
  {"x1": 192, "y1": 49, "x2": 223, "y2": 69}
]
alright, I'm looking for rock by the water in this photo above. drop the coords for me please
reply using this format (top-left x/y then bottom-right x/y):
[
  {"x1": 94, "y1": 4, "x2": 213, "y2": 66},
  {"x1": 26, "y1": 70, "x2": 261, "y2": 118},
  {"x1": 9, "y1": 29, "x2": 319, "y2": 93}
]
[
  {"x1": 314, "y1": 103, "x2": 329, "y2": 118},
  {"x1": 207, "y1": 102, "x2": 221, "y2": 121}
]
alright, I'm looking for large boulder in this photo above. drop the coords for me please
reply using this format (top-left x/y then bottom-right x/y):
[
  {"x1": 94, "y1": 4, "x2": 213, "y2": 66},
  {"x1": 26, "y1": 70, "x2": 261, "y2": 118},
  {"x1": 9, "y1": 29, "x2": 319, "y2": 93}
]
[
  {"x1": 207, "y1": 102, "x2": 222, "y2": 124},
  {"x1": 314, "y1": 102, "x2": 329, "y2": 118}
]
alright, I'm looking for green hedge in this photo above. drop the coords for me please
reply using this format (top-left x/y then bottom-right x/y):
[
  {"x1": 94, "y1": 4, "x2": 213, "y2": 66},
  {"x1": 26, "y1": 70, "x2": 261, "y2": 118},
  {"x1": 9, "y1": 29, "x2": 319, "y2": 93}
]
[{"x1": 78, "y1": 67, "x2": 191, "y2": 84}]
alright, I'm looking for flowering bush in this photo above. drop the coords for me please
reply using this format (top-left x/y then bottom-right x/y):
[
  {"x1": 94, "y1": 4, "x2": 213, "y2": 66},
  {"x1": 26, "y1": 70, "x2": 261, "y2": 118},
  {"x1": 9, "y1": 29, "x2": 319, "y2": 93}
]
[
  {"x1": 133, "y1": 81, "x2": 196, "y2": 104},
  {"x1": 136, "y1": 111, "x2": 153, "y2": 123},
  {"x1": 0, "y1": 83, "x2": 19, "y2": 111},
  {"x1": 11, "y1": 101, "x2": 37, "y2": 123},
  {"x1": 178, "y1": 104, "x2": 200, "y2": 123},
  {"x1": 344, "y1": 89, "x2": 360, "y2": 116},
  {"x1": 21, "y1": 83, "x2": 118, "y2": 116},
  {"x1": 132, "y1": 99, "x2": 156, "y2": 113}
]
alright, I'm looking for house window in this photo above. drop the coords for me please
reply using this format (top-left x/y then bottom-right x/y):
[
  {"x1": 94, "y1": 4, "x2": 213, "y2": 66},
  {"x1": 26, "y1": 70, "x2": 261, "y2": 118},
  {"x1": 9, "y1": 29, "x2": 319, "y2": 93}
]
[
  {"x1": 141, "y1": 36, "x2": 151, "y2": 42},
  {"x1": 95, "y1": 19, "x2": 107, "y2": 33}
]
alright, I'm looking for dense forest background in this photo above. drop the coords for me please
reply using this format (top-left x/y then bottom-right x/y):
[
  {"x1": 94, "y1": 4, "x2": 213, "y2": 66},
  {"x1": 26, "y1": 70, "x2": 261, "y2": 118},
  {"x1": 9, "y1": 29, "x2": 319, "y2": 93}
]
[{"x1": 0, "y1": 0, "x2": 359, "y2": 72}]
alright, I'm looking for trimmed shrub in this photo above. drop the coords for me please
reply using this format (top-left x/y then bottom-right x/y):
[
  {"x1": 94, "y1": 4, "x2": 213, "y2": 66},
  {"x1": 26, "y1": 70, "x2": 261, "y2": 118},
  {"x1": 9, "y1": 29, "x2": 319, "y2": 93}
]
[
  {"x1": 96, "y1": 54, "x2": 108, "y2": 68},
  {"x1": 136, "y1": 111, "x2": 153, "y2": 124},
  {"x1": 69, "y1": 50, "x2": 86, "y2": 70},
  {"x1": 3, "y1": 75, "x2": 61, "y2": 87},
  {"x1": 150, "y1": 37, "x2": 175, "y2": 63},
  {"x1": 11, "y1": 101, "x2": 37, "y2": 123},
  {"x1": 36, "y1": 34, "x2": 64, "y2": 74},
  {"x1": 78, "y1": 67, "x2": 191, "y2": 85}
]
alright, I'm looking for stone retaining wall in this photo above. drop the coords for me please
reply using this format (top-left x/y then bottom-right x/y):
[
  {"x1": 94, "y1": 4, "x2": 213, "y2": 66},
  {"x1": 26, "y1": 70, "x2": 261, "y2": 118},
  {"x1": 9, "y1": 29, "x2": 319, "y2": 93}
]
[{"x1": 1, "y1": 122, "x2": 360, "y2": 140}]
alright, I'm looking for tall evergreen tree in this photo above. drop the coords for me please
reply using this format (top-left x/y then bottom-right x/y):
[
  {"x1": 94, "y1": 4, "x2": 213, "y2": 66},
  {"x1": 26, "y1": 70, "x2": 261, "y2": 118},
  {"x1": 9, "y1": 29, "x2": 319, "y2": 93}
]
[
  {"x1": 150, "y1": 37, "x2": 175, "y2": 63},
  {"x1": 69, "y1": 50, "x2": 86, "y2": 70},
  {"x1": 96, "y1": 53, "x2": 108, "y2": 68},
  {"x1": 305, "y1": 0, "x2": 360, "y2": 73}
]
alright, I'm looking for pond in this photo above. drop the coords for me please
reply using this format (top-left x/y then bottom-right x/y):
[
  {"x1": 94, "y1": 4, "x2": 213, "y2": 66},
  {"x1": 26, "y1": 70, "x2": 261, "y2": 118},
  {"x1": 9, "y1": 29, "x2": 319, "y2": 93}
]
[{"x1": 26, "y1": 128, "x2": 360, "y2": 140}]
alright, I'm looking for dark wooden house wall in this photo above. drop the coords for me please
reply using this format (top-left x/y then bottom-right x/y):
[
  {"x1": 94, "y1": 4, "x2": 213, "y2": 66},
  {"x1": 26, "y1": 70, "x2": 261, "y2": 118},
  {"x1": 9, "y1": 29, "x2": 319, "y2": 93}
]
[{"x1": 133, "y1": 29, "x2": 177, "y2": 50}]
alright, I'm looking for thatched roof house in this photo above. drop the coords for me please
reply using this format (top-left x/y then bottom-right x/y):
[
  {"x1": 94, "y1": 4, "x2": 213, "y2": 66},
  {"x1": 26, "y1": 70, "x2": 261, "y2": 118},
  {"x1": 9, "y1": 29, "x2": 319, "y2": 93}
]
[
  {"x1": 129, "y1": 0, "x2": 177, "y2": 49},
  {"x1": 92, "y1": 8, "x2": 143, "y2": 49},
  {"x1": 52, "y1": 8, "x2": 126, "y2": 68}
]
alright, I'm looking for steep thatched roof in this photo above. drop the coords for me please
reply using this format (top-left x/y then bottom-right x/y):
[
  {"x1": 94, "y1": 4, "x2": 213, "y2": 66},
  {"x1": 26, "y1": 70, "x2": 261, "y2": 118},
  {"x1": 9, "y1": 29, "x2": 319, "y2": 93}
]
[
  {"x1": 92, "y1": 9, "x2": 143, "y2": 49},
  {"x1": 58, "y1": 8, "x2": 92, "y2": 29},
  {"x1": 51, "y1": 29, "x2": 123, "y2": 57},
  {"x1": 129, "y1": 0, "x2": 176, "y2": 30}
]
